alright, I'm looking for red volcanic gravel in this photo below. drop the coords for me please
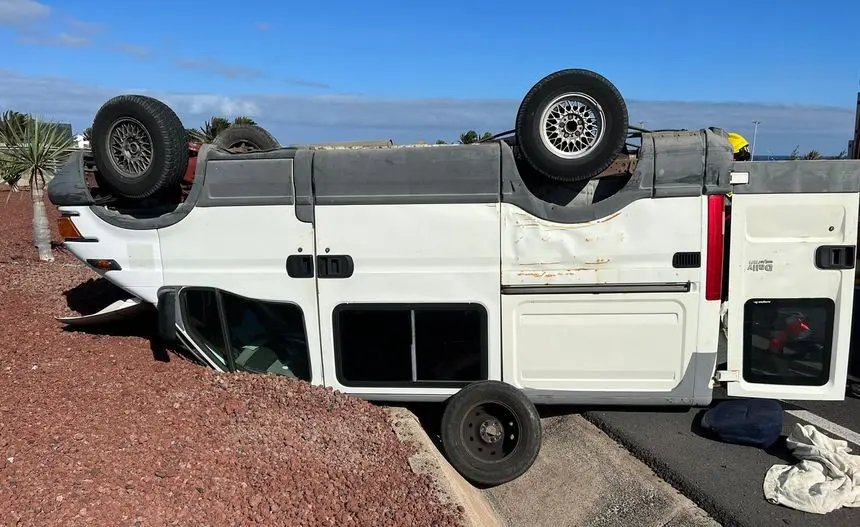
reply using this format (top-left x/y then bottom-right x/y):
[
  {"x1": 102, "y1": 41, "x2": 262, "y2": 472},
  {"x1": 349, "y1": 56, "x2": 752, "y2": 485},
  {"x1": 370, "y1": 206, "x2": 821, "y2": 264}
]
[{"x1": 0, "y1": 189, "x2": 463, "y2": 526}]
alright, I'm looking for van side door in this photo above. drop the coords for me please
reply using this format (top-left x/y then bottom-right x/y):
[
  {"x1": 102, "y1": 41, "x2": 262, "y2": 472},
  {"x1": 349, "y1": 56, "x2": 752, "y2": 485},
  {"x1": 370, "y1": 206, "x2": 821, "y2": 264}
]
[
  {"x1": 721, "y1": 161, "x2": 860, "y2": 400},
  {"x1": 158, "y1": 148, "x2": 325, "y2": 385},
  {"x1": 308, "y1": 145, "x2": 503, "y2": 398}
]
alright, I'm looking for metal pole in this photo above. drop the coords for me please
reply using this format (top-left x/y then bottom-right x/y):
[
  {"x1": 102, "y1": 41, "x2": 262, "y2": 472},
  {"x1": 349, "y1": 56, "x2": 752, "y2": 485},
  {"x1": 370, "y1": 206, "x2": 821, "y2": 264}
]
[
  {"x1": 852, "y1": 92, "x2": 860, "y2": 159},
  {"x1": 751, "y1": 120, "x2": 760, "y2": 159}
]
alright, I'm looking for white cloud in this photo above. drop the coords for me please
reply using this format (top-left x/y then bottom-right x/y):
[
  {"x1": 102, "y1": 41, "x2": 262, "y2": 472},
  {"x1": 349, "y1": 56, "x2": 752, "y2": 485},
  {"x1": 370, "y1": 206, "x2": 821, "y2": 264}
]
[
  {"x1": 0, "y1": 0, "x2": 50, "y2": 26},
  {"x1": 173, "y1": 57, "x2": 266, "y2": 79},
  {"x1": 66, "y1": 17, "x2": 105, "y2": 34},
  {"x1": 285, "y1": 78, "x2": 331, "y2": 89},
  {"x1": 0, "y1": 68, "x2": 854, "y2": 154},
  {"x1": 111, "y1": 42, "x2": 151, "y2": 58},
  {"x1": 1, "y1": 3, "x2": 102, "y2": 48},
  {"x1": 18, "y1": 31, "x2": 89, "y2": 47}
]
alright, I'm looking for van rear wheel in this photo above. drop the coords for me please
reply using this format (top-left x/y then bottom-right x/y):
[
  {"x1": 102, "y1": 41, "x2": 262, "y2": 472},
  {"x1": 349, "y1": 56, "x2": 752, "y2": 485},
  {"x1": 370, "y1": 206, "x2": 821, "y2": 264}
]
[
  {"x1": 515, "y1": 68, "x2": 628, "y2": 183},
  {"x1": 212, "y1": 123, "x2": 280, "y2": 153},
  {"x1": 439, "y1": 380, "x2": 542, "y2": 487}
]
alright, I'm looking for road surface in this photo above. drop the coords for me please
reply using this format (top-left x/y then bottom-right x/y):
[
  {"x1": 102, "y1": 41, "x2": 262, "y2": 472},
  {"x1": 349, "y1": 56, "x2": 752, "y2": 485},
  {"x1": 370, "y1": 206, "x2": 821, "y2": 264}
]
[{"x1": 579, "y1": 388, "x2": 860, "y2": 527}]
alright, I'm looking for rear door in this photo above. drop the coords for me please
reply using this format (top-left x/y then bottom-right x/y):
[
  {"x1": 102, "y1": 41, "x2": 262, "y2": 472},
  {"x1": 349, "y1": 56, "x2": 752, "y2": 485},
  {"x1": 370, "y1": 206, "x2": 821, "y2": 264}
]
[{"x1": 723, "y1": 162, "x2": 860, "y2": 400}]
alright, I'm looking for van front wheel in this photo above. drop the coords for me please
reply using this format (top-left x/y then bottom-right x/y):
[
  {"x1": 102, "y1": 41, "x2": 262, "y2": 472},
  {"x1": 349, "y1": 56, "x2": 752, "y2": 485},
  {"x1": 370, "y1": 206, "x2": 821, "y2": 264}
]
[
  {"x1": 90, "y1": 95, "x2": 189, "y2": 199},
  {"x1": 440, "y1": 380, "x2": 542, "y2": 487}
]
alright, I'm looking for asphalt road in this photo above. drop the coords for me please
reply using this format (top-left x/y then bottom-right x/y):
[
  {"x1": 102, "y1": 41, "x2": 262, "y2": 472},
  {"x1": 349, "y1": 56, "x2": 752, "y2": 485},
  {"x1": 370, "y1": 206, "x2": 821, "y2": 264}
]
[{"x1": 572, "y1": 387, "x2": 860, "y2": 527}]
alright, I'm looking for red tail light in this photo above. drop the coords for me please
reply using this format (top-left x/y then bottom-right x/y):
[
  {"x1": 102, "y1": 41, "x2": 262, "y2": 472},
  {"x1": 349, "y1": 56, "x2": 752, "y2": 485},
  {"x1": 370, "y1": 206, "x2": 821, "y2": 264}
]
[{"x1": 705, "y1": 194, "x2": 726, "y2": 301}]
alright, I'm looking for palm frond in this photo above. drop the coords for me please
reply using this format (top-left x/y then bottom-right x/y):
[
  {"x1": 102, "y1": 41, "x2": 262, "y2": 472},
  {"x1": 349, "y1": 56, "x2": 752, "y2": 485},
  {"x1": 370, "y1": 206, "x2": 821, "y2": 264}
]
[{"x1": 0, "y1": 114, "x2": 76, "y2": 189}]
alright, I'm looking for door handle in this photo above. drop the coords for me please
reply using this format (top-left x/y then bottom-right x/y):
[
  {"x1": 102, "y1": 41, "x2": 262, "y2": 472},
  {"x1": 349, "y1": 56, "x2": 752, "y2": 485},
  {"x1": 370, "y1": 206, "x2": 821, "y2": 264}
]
[
  {"x1": 286, "y1": 254, "x2": 314, "y2": 278},
  {"x1": 317, "y1": 255, "x2": 354, "y2": 278},
  {"x1": 815, "y1": 245, "x2": 856, "y2": 270}
]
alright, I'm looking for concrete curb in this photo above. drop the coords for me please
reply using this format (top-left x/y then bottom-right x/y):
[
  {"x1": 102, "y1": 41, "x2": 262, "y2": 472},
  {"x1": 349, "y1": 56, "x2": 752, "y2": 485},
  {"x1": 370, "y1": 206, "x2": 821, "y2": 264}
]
[
  {"x1": 386, "y1": 406, "x2": 503, "y2": 527},
  {"x1": 483, "y1": 414, "x2": 721, "y2": 527}
]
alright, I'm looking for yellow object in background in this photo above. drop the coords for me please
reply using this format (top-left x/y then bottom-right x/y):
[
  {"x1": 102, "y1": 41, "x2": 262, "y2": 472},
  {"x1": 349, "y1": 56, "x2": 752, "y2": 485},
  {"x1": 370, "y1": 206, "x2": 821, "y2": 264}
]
[{"x1": 728, "y1": 132, "x2": 749, "y2": 154}]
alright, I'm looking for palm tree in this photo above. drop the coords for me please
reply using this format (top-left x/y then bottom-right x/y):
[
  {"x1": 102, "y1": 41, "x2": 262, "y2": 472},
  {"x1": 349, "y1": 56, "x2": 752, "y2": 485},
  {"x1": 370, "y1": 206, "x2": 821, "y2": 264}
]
[
  {"x1": 191, "y1": 116, "x2": 232, "y2": 143},
  {"x1": 233, "y1": 116, "x2": 257, "y2": 126},
  {"x1": 458, "y1": 130, "x2": 493, "y2": 144},
  {"x1": 0, "y1": 111, "x2": 30, "y2": 141},
  {"x1": 0, "y1": 115, "x2": 76, "y2": 261}
]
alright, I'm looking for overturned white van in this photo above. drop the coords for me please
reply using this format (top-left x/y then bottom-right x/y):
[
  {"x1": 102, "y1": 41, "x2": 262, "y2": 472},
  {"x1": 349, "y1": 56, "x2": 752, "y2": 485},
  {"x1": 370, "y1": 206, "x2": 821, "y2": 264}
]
[{"x1": 47, "y1": 68, "x2": 860, "y2": 486}]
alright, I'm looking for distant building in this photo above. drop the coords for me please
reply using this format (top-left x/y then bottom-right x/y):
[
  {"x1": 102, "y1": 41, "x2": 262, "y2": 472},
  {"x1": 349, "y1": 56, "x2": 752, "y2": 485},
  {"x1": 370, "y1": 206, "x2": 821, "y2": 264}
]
[
  {"x1": 51, "y1": 122, "x2": 73, "y2": 140},
  {"x1": 74, "y1": 133, "x2": 90, "y2": 150},
  {"x1": 0, "y1": 121, "x2": 75, "y2": 147}
]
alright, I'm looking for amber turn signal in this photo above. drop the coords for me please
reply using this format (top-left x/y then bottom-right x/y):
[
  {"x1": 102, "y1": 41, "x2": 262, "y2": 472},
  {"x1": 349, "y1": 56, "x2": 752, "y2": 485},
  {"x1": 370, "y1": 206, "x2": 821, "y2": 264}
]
[
  {"x1": 86, "y1": 259, "x2": 121, "y2": 271},
  {"x1": 57, "y1": 217, "x2": 83, "y2": 240}
]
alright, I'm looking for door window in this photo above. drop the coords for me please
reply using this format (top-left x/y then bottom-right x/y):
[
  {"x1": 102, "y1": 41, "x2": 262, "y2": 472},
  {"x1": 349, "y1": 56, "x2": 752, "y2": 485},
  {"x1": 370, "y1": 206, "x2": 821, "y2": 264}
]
[
  {"x1": 333, "y1": 303, "x2": 488, "y2": 387},
  {"x1": 220, "y1": 291, "x2": 311, "y2": 381},
  {"x1": 742, "y1": 298, "x2": 834, "y2": 386},
  {"x1": 181, "y1": 288, "x2": 229, "y2": 369},
  {"x1": 178, "y1": 288, "x2": 311, "y2": 382}
]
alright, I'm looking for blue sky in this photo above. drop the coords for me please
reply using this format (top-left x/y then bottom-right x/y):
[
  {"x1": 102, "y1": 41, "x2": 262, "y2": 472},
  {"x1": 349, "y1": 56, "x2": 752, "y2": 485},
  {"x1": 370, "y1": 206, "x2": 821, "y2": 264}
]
[{"x1": 0, "y1": 0, "x2": 858, "y2": 155}]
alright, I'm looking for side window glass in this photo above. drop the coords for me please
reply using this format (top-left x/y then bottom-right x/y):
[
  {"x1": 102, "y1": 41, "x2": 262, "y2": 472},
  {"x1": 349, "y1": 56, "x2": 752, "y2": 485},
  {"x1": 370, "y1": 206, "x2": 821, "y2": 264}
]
[
  {"x1": 220, "y1": 291, "x2": 311, "y2": 382},
  {"x1": 334, "y1": 304, "x2": 487, "y2": 386},
  {"x1": 181, "y1": 289, "x2": 228, "y2": 368},
  {"x1": 743, "y1": 298, "x2": 834, "y2": 386}
]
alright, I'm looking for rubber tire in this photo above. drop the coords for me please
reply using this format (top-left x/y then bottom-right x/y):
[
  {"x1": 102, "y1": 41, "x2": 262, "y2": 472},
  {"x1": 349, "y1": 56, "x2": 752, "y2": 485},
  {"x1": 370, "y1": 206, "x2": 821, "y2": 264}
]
[
  {"x1": 515, "y1": 69, "x2": 628, "y2": 182},
  {"x1": 91, "y1": 95, "x2": 189, "y2": 199},
  {"x1": 440, "y1": 380, "x2": 542, "y2": 487},
  {"x1": 212, "y1": 124, "x2": 280, "y2": 152}
]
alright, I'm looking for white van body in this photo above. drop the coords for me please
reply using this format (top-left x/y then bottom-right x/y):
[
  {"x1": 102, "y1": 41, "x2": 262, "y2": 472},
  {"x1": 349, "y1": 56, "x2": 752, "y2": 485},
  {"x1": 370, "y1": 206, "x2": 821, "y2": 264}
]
[{"x1": 48, "y1": 130, "x2": 860, "y2": 406}]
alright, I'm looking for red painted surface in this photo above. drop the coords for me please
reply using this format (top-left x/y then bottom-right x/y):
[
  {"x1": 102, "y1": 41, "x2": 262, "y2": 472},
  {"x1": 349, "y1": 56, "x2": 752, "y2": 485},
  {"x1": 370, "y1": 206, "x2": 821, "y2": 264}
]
[{"x1": 184, "y1": 142, "x2": 201, "y2": 183}]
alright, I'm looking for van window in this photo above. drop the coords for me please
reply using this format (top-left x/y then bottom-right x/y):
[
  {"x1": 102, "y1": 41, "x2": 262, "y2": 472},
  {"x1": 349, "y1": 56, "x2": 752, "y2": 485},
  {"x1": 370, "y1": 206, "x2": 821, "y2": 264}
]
[
  {"x1": 333, "y1": 303, "x2": 488, "y2": 387},
  {"x1": 182, "y1": 288, "x2": 229, "y2": 369},
  {"x1": 220, "y1": 291, "x2": 311, "y2": 381},
  {"x1": 179, "y1": 288, "x2": 311, "y2": 382},
  {"x1": 742, "y1": 298, "x2": 834, "y2": 386}
]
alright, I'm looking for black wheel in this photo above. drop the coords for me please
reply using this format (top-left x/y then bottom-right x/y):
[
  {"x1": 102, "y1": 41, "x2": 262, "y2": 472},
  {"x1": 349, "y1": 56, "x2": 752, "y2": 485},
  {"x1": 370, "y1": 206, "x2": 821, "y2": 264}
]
[
  {"x1": 440, "y1": 380, "x2": 542, "y2": 487},
  {"x1": 212, "y1": 124, "x2": 280, "y2": 153},
  {"x1": 91, "y1": 95, "x2": 189, "y2": 199},
  {"x1": 515, "y1": 69, "x2": 628, "y2": 182}
]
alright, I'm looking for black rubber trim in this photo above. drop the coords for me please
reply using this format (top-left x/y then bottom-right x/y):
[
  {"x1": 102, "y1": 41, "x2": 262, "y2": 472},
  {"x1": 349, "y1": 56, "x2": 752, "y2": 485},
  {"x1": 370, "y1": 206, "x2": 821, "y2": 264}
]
[
  {"x1": 63, "y1": 237, "x2": 99, "y2": 243},
  {"x1": 672, "y1": 252, "x2": 702, "y2": 269},
  {"x1": 316, "y1": 255, "x2": 354, "y2": 279},
  {"x1": 814, "y1": 245, "x2": 856, "y2": 270},
  {"x1": 286, "y1": 255, "x2": 314, "y2": 278},
  {"x1": 501, "y1": 282, "x2": 692, "y2": 295}
]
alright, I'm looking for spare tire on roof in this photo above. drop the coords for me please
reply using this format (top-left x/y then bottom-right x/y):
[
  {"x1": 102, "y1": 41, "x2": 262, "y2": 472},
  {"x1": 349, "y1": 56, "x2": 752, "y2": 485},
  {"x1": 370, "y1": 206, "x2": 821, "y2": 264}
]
[
  {"x1": 90, "y1": 95, "x2": 189, "y2": 200},
  {"x1": 515, "y1": 68, "x2": 628, "y2": 183},
  {"x1": 212, "y1": 124, "x2": 280, "y2": 153}
]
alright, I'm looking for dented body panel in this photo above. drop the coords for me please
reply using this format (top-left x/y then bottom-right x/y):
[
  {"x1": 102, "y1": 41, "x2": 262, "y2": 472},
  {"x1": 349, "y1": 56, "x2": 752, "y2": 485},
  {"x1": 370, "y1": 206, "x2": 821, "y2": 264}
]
[{"x1": 501, "y1": 197, "x2": 703, "y2": 286}]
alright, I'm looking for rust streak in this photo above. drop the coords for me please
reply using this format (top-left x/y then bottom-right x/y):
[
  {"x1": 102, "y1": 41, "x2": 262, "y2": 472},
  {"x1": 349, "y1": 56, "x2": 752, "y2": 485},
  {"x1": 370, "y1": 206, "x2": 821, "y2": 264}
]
[{"x1": 517, "y1": 271, "x2": 557, "y2": 279}]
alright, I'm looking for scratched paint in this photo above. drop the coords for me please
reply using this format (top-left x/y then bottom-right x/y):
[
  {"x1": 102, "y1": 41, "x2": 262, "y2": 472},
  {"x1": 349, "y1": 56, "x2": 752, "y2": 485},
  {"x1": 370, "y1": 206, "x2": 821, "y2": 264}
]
[{"x1": 500, "y1": 198, "x2": 705, "y2": 287}]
